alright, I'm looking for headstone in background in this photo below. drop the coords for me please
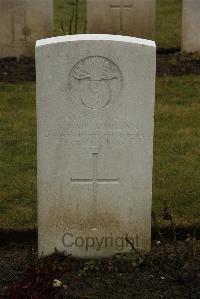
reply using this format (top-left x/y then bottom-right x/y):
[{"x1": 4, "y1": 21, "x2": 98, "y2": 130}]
[
  {"x1": 36, "y1": 34, "x2": 156, "y2": 258},
  {"x1": 87, "y1": 0, "x2": 155, "y2": 39},
  {"x1": 0, "y1": 0, "x2": 53, "y2": 58},
  {"x1": 182, "y1": 0, "x2": 200, "y2": 53}
]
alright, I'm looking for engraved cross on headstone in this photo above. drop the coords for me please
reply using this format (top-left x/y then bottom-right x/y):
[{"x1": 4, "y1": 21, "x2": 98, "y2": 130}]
[
  {"x1": 70, "y1": 153, "x2": 120, "y2": 202},
  {"x1": 110, "y1": 0, "x2": 133, "y2": 33}
]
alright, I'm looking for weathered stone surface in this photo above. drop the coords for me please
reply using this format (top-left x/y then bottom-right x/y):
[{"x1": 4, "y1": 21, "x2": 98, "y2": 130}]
[
  {"x1": 36, "y1": 34, "x2": 156, "y2": 258},
  {"x1": 182, "y1": 0, "x2": 200, "y2": 53},
  {"x1": 87, "y1": 0, "x2": 155, "y2": 39},
  {"x1": 0, "y1": 0, "x2": 53, "y2": 58}
]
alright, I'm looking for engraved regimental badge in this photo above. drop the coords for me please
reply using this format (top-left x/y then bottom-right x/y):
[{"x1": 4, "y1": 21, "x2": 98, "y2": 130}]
[{"x1": 69, "y1": 56, "x2": 123, "y2": 110}]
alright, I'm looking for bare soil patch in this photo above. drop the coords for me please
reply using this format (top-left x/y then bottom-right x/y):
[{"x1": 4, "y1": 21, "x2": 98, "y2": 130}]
[
  {"x1": 0, "y1": 239, "x2": 200, "y2": 298},
  {"x1": 157, "y1": 52, "x2": 200, "y2": 76},
  {"x1": 0, "y1": 57, "x2": 35, "y2": 83},
  {"x1": 0, "y1": 52, "x2": 200, "y2": 83}
]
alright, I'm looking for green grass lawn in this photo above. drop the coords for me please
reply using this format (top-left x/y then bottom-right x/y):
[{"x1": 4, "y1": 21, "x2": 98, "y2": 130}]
[
  {"x1": 0, "y1": 84, "x2": 36, "y2": 230},
  {"x1": 0, "y1": 76, "x2": 199, "y2": 230},
  {"x1": 54, "y1": 0, "x2": 86, "y2": 36},
  {"x1": 154, "y1": 76, "x2": 200, "y2": 224},
  {"x1": 156, "y1": 0, "x2": 182, "y2": 49},
  {"x1": 54, "y1": 0, "x2": 182, "y2": 49}
]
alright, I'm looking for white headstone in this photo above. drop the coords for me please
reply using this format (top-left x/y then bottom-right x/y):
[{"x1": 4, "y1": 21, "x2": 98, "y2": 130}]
[
  {"x1": 87, "y1": 0, "x2": 155, "y2": 39},
  {"x1": 182, "y1": 0, "x2": 200, "y2": 53},
  {"x1": 36, "y1": 34, "x2": 156, "y2": 258},
  {"x1": 0, "y1": 0, "x2": 53, "y2": 58}
]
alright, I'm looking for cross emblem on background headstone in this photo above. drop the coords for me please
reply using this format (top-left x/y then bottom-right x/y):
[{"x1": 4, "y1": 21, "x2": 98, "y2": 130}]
[
  {"x1": 70, "y1": 153, "x2": 120, "y2": 202},
  {"x1": 110, "y1": 0, "x2": 133, "y2": 33}
]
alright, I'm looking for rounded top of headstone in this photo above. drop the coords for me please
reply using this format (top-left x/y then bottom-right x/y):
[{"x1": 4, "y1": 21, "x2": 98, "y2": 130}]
[{"x1": 36, "y1": 34, "x2": 156, "y2": 48}]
